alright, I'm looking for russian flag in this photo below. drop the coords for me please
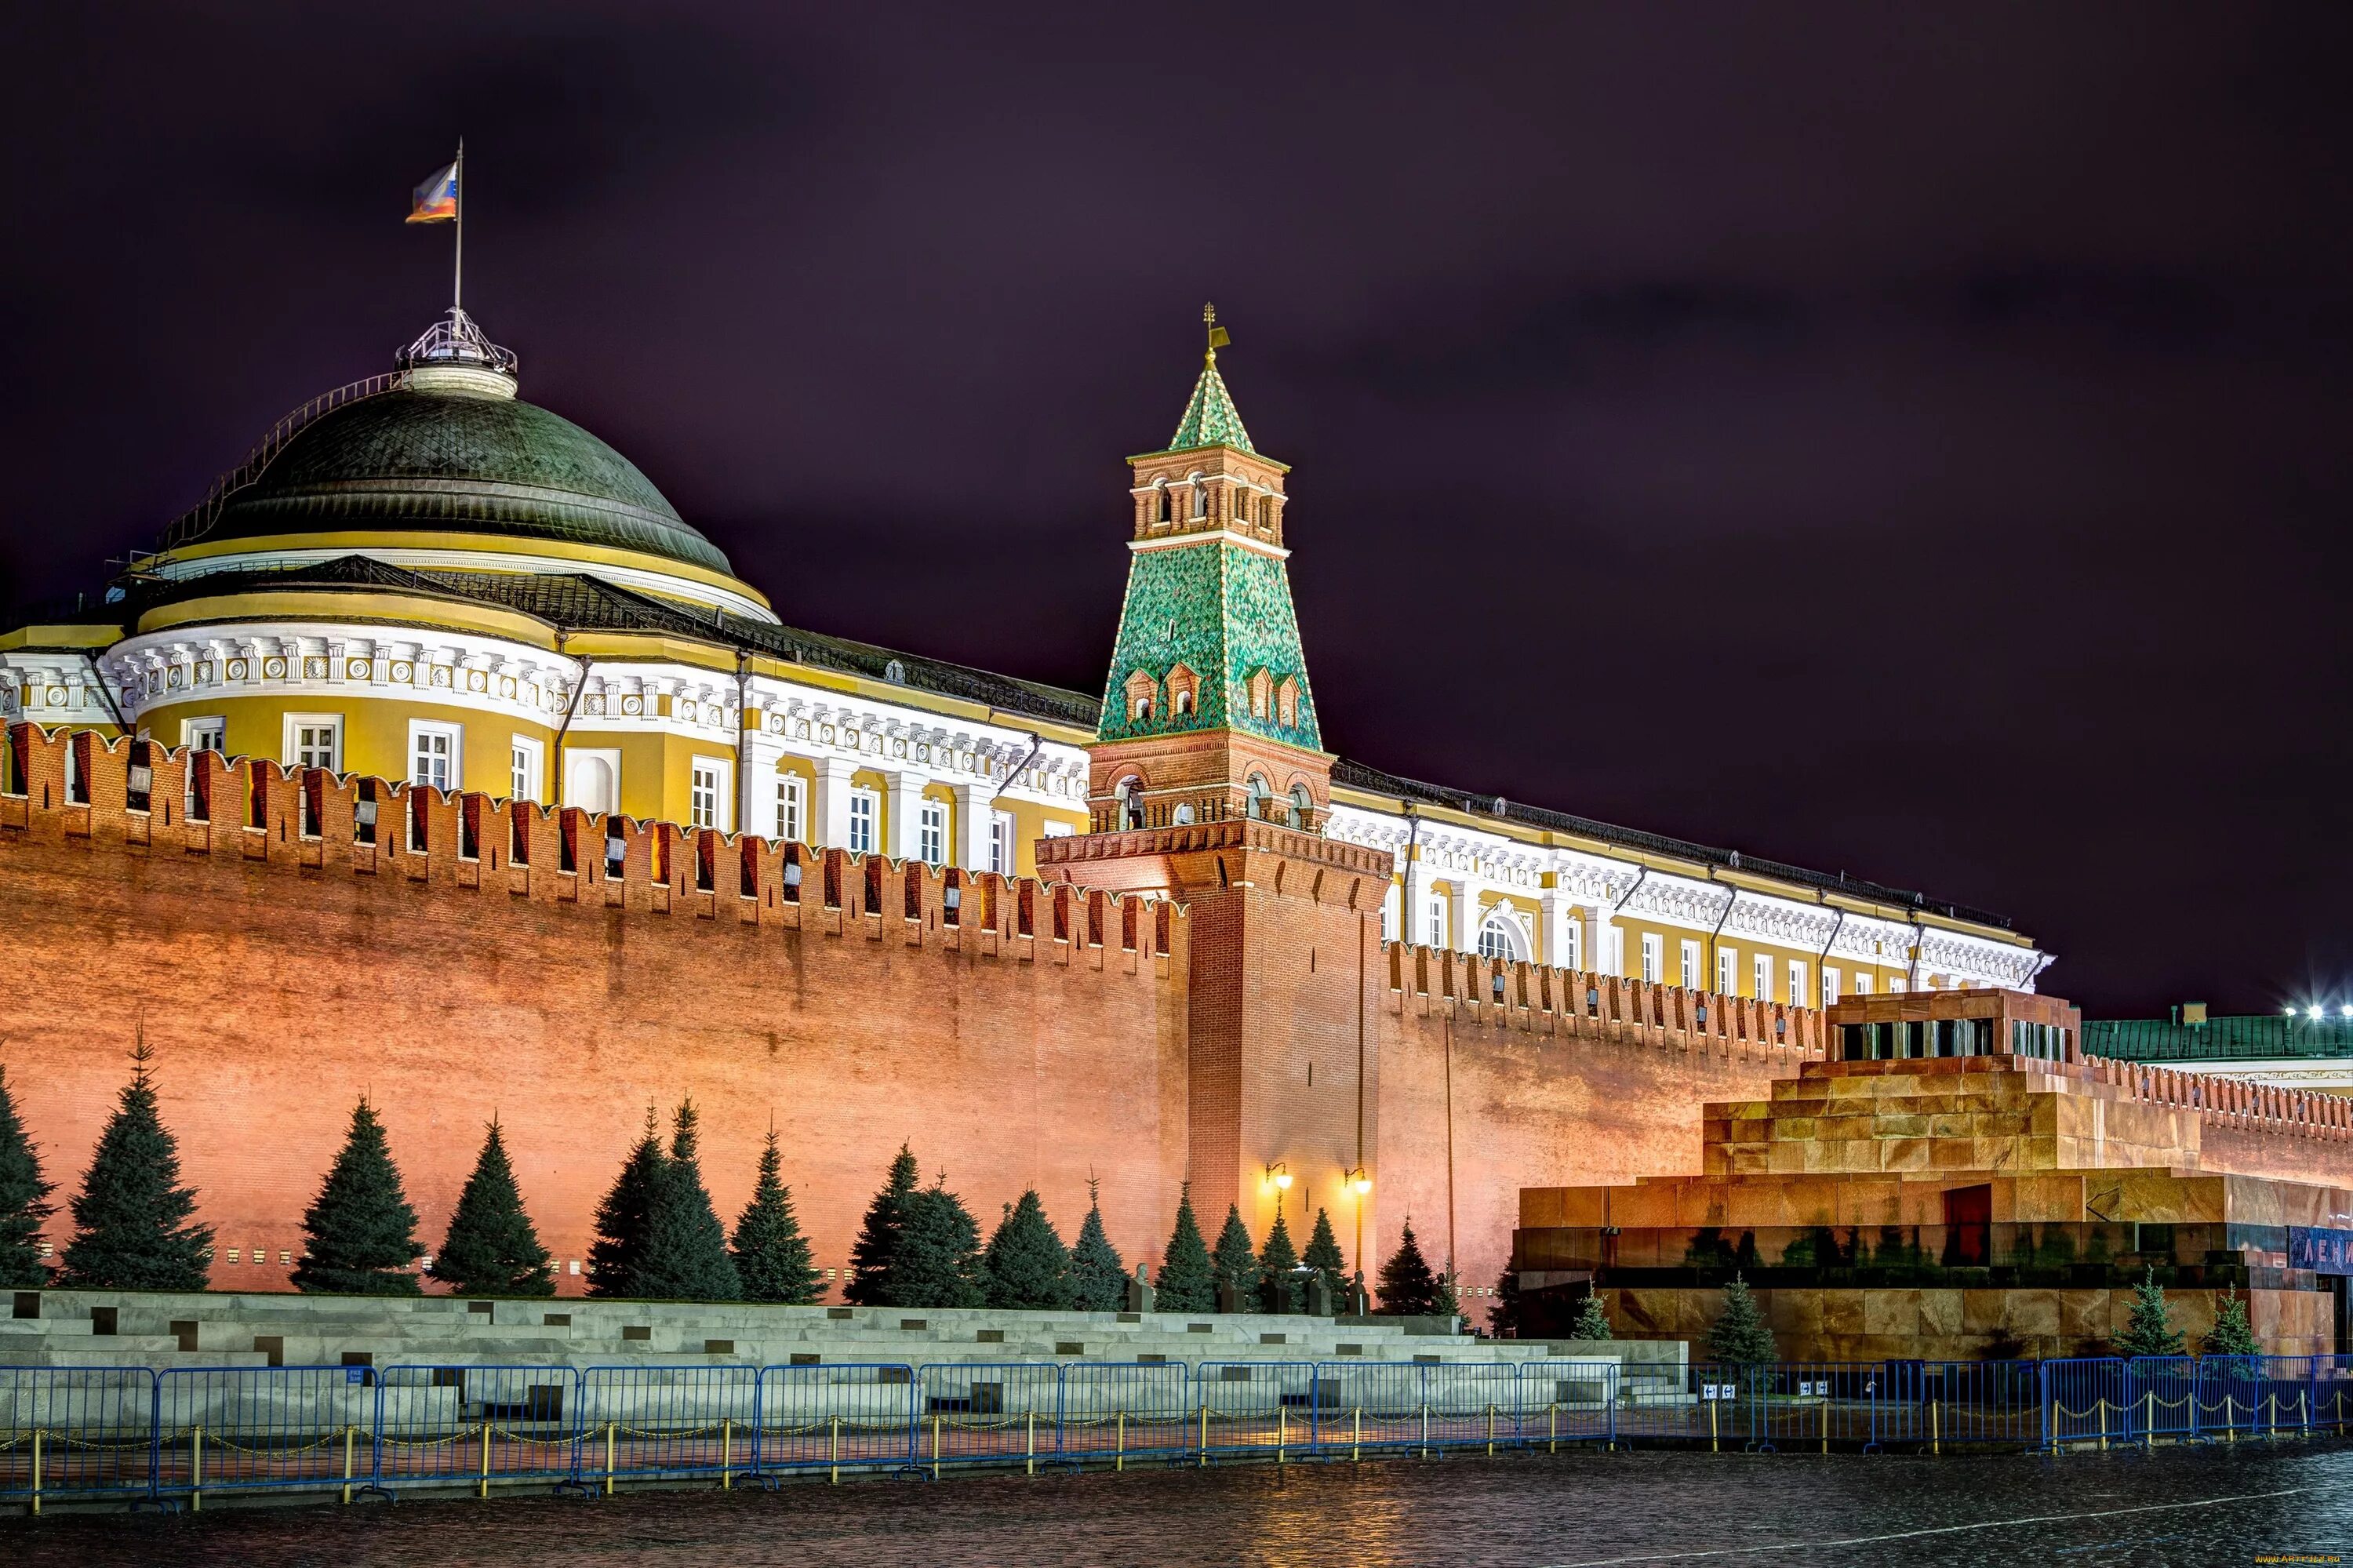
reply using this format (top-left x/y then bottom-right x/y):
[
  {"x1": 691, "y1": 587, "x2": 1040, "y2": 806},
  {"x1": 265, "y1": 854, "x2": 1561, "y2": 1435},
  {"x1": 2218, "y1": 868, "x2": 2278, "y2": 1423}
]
[{"x1": 408, "y1": 161, "x2": 458, "y2": 224}]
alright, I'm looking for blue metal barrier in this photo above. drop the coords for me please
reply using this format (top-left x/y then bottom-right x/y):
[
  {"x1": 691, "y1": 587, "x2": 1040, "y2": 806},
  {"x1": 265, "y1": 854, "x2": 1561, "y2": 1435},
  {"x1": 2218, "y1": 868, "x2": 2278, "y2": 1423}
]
[
  {"x1": 375, "y1": 1364, "x2": 580, "y2": 1495},
  {"x1": 1922, "y1": 1359, "x2": 2042, "y2": 1448},
  {"x1": 1512, "y1": 1358, "x2": 1618, "y2": 1451},
  {"x1": 1060, "y1": 1362, "x2": 1193, "y2": 1468},
  {"x1": 753, "y1": 1362, "x2": 915, "y2": 1480},
  {"x1": 913, "y1": 1362, "x2": 1062, "y2": 1476},
  {"x1": 156, "y1": 1365, "x2": 376, "y2": 1508},
  {"x1": 2127, "y1": 1356, "x2": 2199, "y2": 1442},
  {"x1": 1193, "y1": 1360, "x2": 1315, "y2": 1461},
  {"x1": 576, "y1": 1364, "x2": 759, "y2": 1492},
  {"x1": 0, "y1": 1367, "x2": 158, "y2": 1510}
]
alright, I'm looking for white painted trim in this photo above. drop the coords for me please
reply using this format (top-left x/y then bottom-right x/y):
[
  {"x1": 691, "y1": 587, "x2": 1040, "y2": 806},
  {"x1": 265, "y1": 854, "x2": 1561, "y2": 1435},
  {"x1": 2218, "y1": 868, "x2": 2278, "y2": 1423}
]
[{"x1": 1127, "y1": 529, "x2": 1290, "y2": 561}]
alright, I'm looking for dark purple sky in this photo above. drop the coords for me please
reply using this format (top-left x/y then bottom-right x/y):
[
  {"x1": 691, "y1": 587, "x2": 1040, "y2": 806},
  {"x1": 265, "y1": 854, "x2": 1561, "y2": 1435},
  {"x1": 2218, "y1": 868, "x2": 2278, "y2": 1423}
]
[{"x1": 6, "y1": 6, "x2": 2349, "y2": 1015}]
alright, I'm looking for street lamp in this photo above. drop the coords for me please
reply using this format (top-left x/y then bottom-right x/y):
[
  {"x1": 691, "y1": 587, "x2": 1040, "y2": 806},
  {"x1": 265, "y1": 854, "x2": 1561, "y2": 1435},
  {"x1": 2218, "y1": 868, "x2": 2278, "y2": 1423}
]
[
  {"x1": 1342, "y1": 1166, "x2": 1371, "y2": 1279},
  {"x1": 1263, "y1": 1161, "x2": 1293, "y2": 1192}
]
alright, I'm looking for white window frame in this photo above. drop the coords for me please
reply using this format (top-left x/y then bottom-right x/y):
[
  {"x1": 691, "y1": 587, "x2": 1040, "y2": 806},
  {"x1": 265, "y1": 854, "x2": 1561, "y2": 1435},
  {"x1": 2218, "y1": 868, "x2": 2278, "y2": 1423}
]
[
  {"x1": 1679, "y1": 940, "x2": 1700, "y2": 990},
  {"x1": 776, "y1": 773, "x2": 806, "y2": 843},
  {"x1": 1562, "y1": 920, "x2": 1581, "y2": 972},
  {"x1": 281, "y1": 713, "x2": 343, "y2": 773},
  {"x1": 1788, "y1": 960, "x2": 1807, "y2": 1008},
  {"x1": 988, "y1": 809, "x2": 1015, "y2": 875},
  {"x1": 1427, "y1": 900, "x2": 1449, "y2": 950},
  {"x1": 1754, "y1": 954, "x2": 1770, "y2": 1002},
  {"x1": 509, "y1": 735, "x2": 544, "y2": 805},
  {"x1": 918, "y1": 800, "x2": 946, "y2": 864},
  {"x1": 1823, "y1": 967, "x2": 1840, "y2": 1008},
  {"x1": 1715, "y1": 948, "x2": 1736, "y2": 996},
  {"x1": 1640, "y1": 933, "x2": 1663, "y2": 984},
  {"x1": 182, "y1": 716, "x2": 227, "y2": 753},
  {"x1": 407, "y1": 720, "x2": 461, "y2": 792},
  {"x1": 847, "y1": 788, "x2": 879, "y2": 855},
  {"x1": 1853, "y1": 974, "x2": 1872, "y2": 996},
  {"x1": 689, "y1": 758, "x2": 724, "y2": 831},
  {"x1": 1476, "y1": 912, "x2": 1526, "y2": 962},
  {"x1": 1040, "y1": 820, "x2": 1076, "y2": 839}
]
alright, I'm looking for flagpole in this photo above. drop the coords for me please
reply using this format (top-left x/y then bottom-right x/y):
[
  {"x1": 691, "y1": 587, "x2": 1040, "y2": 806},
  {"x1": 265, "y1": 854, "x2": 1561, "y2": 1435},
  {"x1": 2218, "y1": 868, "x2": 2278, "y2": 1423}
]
[{"x1": 452, "y1": 139, "x2": 464, "y2": 315}]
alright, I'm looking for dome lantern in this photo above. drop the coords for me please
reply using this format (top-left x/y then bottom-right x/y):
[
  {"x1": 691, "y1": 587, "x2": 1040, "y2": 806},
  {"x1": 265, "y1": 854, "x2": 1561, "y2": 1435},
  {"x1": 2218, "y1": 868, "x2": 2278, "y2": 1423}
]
[{"x1": 397, "y1": 307, "x2": 519, "y2": 400}]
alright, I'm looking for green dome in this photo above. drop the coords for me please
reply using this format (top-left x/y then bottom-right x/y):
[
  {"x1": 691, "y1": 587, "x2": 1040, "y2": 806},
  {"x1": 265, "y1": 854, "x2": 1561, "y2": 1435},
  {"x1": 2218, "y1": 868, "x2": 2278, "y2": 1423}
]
[{"x1": 203, "y1": 384, "x2": 732, "y2": 576}]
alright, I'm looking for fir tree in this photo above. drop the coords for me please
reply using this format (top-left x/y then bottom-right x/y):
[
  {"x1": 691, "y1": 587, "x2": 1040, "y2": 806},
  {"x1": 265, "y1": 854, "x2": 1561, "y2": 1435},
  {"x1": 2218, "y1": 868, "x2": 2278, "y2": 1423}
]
[
  {"x1": 1303, "y1": 1208, "x2": 1348, "y2": 1305},
  {"x1": 1155, "y1": 1185, "x2": 1215, "y2": 1312},
  {"x1": 1210, "y1": 1204, "x2": 1259, "y2": 1309},
  {"x1": 293, "y1": 1098, "x2": 423, "y2": 1295},
  {"x1": 0, "y1": 1064, "x2": 55, "y2": 1289},
  {"x1": 2115, "y1": 1266, "x2": 2186, "y2": 1358},
  {"x1": 56, "y1": 1038, "x2": 213, "y2": 1290},
  {"x1": 1375, "y1": 1221, "x2": 1438, "y2": 1315},
  {"x1": 1568, "y1": 1290, "x2": 1612, "y2": 1341},
  {"x1": 982, "y1": 1188, "x2": 1072, "y2": 1310},
  {"x1": 586, "y1": 1107, "x2": 666, "y2": 1297},
  {"x1": 1067, "y1": 1179, "x2": 1126, "y2": 1312},
  {"x1": 427, "y1": 1118, "x2": 553, "y2": 1297},
  {"x1": 845, "y1": 1144, "x2": 921, "y2": 1306},
  {"x1": 1432, "y1": 1268, "x2": 1462, "y2": 1322},
  {"x1": 2202, "y1": 1286, "x2": 2260, "y2": 1360},
  {"x1": 1486, "y1": 1266, "x2": 1527, "y2": 1337},
  {"x1": 730, "y1": 1127, "x2": 820, "y2": 1304},
  {"x1": 886, "y1": 1178, "x2": 983, "y2": 1308},
  {"x1": 1257, "y1": 1210, "x2": 1302, "y2": 1313},
  {"x1": 639, "y1": 1098, "x2": 740, "y2": 1301},
  {"x1": 1706, "y1": 1274, "x2": 1777, "y2": 1364}
]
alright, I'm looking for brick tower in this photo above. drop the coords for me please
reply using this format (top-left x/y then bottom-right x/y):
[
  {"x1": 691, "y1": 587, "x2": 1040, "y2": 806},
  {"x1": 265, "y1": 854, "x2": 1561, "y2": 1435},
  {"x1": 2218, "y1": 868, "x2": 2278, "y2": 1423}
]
[{"x1": 1038, "y1": 307, "x2": 1392, "y2": 1257}]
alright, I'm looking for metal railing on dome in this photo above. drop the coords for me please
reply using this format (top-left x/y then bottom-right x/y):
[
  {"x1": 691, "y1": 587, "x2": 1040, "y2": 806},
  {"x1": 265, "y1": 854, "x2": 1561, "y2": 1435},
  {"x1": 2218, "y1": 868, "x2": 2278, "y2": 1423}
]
[{"x1": 4, "y1": 1355, "x2": 2350, "y2": 1508}]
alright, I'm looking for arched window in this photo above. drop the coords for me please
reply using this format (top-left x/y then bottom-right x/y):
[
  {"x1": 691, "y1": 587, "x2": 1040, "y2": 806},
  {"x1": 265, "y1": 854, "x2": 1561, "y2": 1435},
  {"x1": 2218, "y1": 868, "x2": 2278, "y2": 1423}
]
[
  {"x1": 1134, "y1": 695, "x2": 1153, "y2": 722},
  {"x1": 1120, "y1": 777, "x2": 1146, "y2": 830},
  {"x1": 1173, "y1": 689, "x2": 1194, "y2": 717},
  {"x1": 1246, "y1": 773, "x2": 1271, "y2": 820},
  {"x1": 1191, "y1": 474, "x2": 1209, "y2": 518},
  {"x1": 1172, "y1": 802, "x2": 1196, "y2": 825},
  {"x1": 1478, "y1": 913, "x2": 1529, "y2": 962},
  {"x1": 1287, "y1": 783, "x2": 1312, "y2": 828},
  {"x1": 1154, "y1": 481, "x2": 1171, "y2": 524}
]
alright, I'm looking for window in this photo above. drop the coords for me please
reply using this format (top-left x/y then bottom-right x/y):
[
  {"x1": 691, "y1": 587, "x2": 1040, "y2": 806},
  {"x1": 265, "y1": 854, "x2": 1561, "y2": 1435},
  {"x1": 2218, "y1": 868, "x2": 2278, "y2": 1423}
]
[
  {"x1": 409, "y1": 722, "x2": 460, "y2": 791},
  {"x1": 1755, "y1": 955, "x2": 1770, "y2": 1002},
  {"x1": 1716, "y1": 949, "x2": 1735, "y2": 995},
  {"x1": 1040, "y1": 820, "x2": 1075, "y2": 839},
  {"x1": 776, "y1": 775, "x2": 806, "y2": 843},
  {"x1": 1288, "y1": 783, "x2": 1311, "y2": 828},
  {"x1": 183, "y1": 717, "x2": 227, "y2": 754},
  {"x1": 1477, "y1": 915, "x2": 1525, "y2": 962},
  {"x1": 1641, "y1": 933, "x2": 1663, "y2": 984},
  {"x1": 510, "y1": 737, "x2": 544, "y2": 804},
  {"x1": 285, "y1": 715, "x2": 341, "y2": 772},
  {"x1": 1246, "y1": 773, "x2": 1271, "y2": 818},
  {"x1": 689, "y1": 760, "x2": 722, "y2": 830},
  {"x1": 1191, "y1": 475, "x2": 1208, "y2": 517},
  {"x1": 1562, "y1": 920, "x2": 1581, "y2": 971},
  {"x1": 1823, "y1": 968, "x2": 1841, "y2": 1007},
  {"x1": 918, "y1": 801, "x2": 946, "y2": 864},
  {"x1": 1173, "y1": 690, "x2": 1194, "y2": 717},
  {"x1": 1679, "y1": 940, "x2": 1700, "y2": 990},
  {"x1": 1853, "y1": 975, "x2": 1872, "y2": 996},
  {"x1": 1154, "y1": 481, "x2": 1171, "y2": 524},
  {"x1": 988, "y1": 810, "x2": 1014, "y2": 875},
  {"x1": 848, "y1": 789, "x2": 878, "y2": 855},
  {"x1": 1428, "y1": 900, "x2": 1448, "y2": 949},
  {"x1": 1134, "y1": 695, "x2": 1153, "y2": 721},
  {"x1": 1788, "y1": 961, "x2": 1806, "y2": 1008}
]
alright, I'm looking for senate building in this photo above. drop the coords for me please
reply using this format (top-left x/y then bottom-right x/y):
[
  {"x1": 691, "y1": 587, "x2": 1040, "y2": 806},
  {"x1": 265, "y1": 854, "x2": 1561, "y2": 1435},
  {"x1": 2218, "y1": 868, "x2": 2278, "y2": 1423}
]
[{"x1": 0, "y1": 301, "x2": 2049, "y2": 1304}]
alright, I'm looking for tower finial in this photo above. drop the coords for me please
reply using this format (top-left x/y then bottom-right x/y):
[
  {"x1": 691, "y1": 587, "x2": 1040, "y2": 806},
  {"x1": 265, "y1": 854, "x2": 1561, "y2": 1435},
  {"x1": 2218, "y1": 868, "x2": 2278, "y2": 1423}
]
[{"x1": 1204, "y1": 301, "x2": 1229, "y2": 360}]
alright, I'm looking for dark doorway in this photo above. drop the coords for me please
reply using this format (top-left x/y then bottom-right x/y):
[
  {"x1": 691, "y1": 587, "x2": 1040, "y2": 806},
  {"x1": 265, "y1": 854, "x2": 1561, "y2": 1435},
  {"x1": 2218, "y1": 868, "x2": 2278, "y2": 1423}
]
[{"x1": 1943, "y1": 1184, "x2": 1992, "y2": 1268}]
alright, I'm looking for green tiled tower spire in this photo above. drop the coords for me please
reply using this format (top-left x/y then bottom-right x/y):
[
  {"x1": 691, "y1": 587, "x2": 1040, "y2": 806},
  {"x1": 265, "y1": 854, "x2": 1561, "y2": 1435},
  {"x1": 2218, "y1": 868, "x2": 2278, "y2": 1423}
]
[{"x1": 1096, "y1": 309, "x2": 1318, "y2": 752}]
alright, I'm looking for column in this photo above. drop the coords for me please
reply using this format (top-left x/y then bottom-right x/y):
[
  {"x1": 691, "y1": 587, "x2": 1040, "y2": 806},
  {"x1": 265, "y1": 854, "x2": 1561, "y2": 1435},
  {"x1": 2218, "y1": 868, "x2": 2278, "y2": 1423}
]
[
  {"x1": 885, "y1": 770, "x2": 928, "y2": 861},
  {"x1": 1451, "y1": 881, "x2": 1478, "y2": 955},
  {"x1": 811, "y1": 756, "x2": 856, "y2": 850},
  {"x1": 1539, "y1": 890, "x2": 1575, "y2": 970},
  {"x1": 1584, "y1": 904, "x2": 1618, "y2": 977},
  {"x1": 951, "y1": 781, "x2": 992, "y2": 871}
]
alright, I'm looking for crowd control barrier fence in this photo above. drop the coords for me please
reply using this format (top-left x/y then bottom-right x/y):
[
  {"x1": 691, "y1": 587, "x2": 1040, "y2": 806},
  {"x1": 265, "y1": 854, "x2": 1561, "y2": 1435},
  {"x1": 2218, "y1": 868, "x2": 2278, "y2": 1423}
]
[{"x1": 1, "y1": 1354, "x2": 2348, "y2": 1508}]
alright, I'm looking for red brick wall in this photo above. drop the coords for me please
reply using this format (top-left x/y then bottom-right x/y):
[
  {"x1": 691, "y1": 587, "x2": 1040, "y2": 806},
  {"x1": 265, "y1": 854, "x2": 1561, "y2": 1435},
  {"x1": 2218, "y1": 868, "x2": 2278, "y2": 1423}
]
[{"x1": 0, "y1": 726, "x2": 1189, "y2": 1294}]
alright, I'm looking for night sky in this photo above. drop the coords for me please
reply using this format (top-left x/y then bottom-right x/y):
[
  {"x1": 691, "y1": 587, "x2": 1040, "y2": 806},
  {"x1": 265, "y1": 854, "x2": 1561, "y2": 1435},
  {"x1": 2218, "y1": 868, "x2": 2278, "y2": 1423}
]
[{"x1": 5, "y1": 6, "x2": 2348, "y2": 1017}]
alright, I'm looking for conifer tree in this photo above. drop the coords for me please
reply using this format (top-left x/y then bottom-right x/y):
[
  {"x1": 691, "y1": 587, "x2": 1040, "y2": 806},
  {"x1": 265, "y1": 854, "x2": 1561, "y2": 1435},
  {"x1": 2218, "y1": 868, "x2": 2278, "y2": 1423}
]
[
  {"x1": 2115, "y1": 1266, "x2": 2186, "y2": 1358},
  {"x1": 1432, "y1": 1268, "x2": 1462, "y2": 1322},
  {"x1": 982, "y1": 1188, "x2": 1072, "y2": 1310},
  {"x1": 1304, "y1": 1208, "x2": 1348, "y2": 1306},
  {"x1": 2202, "y1": 1286, "x2": 2260, "y2": 1360},
  {"x1": 640, "y1": 1098, "x2": 740, "y2": 1301},
  {"x1": 886, "y1": 1177, "x2": 983, "y2": 1308},
  {"x1": 729, "y1": 1127, "x2": 820, "y2": 1304},
  {"x1": 1210, "y1": 1204, "x2": 1259, "y2": 1309},
  {"x1": 1257, "y1": 1210, "x2": 1302, "y2": 1313},
  {"x1": 1375, "y1": 1221, "x2": 1438, "y2": 1315},
  {"x1": 1706, "y1": 1274, "x2": 1777, "y2": 1364},
  {"x1": 586, "y1": 1107, "x2": 666, "y2": 1297},
  {"x1": 846, "y1": 1144, "x2": 921, "y2": 1306},
  {"x1": 1067, "y1": 1179, "x2": 1126, "y2": 1312},
  {"x1": 0, "y1": 1064, "x2": 56, "y2": 1289},
  {"x1": 428, "y1": 1119, "x2": 554, "y2": 1297},
  {"x1": 293, "y1": 1098, "x2": 424, "y2": 1295},
  {"x1": 1155, "y1": 1185, "x2": 1215, "y2": 1312},
  {"x1": 57, "y1": 1038, "x2": 213, "y2": 1290},
  {"x1": 1567, "y1": 1289, "x2": 1611, "y2": 1341}
]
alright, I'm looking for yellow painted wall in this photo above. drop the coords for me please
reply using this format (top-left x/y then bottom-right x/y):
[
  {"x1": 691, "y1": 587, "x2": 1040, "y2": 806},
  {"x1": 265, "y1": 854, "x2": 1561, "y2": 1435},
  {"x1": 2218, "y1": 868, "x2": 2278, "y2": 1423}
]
[{"x1": 137, "y1": 693, "x2": 558, "y2": 799}]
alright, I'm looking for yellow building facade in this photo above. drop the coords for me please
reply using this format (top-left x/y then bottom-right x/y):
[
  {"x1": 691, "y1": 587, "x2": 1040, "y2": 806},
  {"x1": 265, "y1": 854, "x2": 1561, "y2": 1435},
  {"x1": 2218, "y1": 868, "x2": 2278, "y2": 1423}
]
[{"x1": 0, "y1": 305, "x2": 2046, "y2": 993}]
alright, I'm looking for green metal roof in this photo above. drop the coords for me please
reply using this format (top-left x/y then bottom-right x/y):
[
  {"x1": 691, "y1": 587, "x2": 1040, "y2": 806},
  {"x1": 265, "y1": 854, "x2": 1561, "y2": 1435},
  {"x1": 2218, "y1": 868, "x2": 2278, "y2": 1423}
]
[
  {"x1": 202, "y1": 387, "x2": 733, "y2": 576},
  {"x1": 1165, "y1": 353, "x2": 1254, "y2": 454},
  {"x1": 2082, "y1": 1016, "x2": 2353, "y2": 1063}
]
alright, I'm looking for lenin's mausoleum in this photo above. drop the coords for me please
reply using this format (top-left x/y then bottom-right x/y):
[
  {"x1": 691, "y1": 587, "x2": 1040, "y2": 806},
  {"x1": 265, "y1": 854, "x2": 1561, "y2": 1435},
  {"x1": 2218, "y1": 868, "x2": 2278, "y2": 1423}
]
[{"x1": 5, "y1": 303, "x2": 2346, "y2": 1352}]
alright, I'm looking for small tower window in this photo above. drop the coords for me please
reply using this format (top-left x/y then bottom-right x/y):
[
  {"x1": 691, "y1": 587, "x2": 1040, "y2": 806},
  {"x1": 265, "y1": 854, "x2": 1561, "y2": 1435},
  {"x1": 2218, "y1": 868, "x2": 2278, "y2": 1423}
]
[
  {"x1": 1155, "y1": 481, "x2": 1172, "y2": 525},
  {"x1": 1173, "y1": 690, "x2": 1194, "y2": 717},
  {"x1": 1287, "y1": 783, "x2": 1312, "y2": 829},
  {"x1": 1120, "y1": 777, "x2": 1145, "y2": 830},
  {"x1": 1134, "y1": 696, "x2": 1153, "y2": 721},
  {"x1": 1191, "y1": 474, "x2": 1208, "y2": 518},
  {"x1": 1246, "y1": 773, "x2": 1271, "y2": 820}
]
